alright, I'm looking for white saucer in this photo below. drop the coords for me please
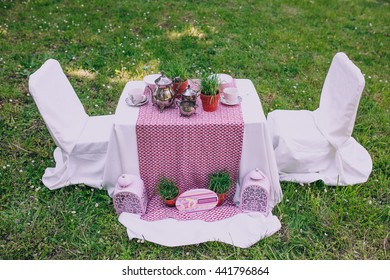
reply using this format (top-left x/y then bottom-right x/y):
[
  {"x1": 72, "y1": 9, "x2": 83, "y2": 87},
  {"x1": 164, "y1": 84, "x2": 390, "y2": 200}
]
[
  {"x1": 143, "y1": 74, "x2": 160, "y2": 85},
  {"x1": 125, "y1": 96, "x2": 148, "y2": 107},
  {"x1": 220, "y1": 95, "x2": 242, "y2": 106}
]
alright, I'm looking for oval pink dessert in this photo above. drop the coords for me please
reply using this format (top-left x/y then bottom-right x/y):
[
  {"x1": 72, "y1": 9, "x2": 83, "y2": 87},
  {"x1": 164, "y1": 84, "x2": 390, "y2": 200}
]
[{"x1": 175, "y1": 189, "x2": 218, "y2": 213}]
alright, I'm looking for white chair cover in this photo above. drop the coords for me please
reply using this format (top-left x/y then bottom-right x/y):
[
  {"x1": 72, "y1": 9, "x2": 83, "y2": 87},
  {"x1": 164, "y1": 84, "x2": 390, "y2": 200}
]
[
  {"x1": 29, "y1": 59, "x2": 113, "y2": 190},
  {"x1": 267, "y1": 52, "x2": 372, "y2": 185}
]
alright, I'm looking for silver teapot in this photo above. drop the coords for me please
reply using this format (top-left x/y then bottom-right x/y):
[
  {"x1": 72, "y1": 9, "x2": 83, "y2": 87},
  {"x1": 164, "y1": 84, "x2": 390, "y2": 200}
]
[
  {"x1": 148, "y1": 72, "x2": 176, "y2": 112},
  {"x1": 181, "y1": 85, "x2": 199, "y2": 103}
]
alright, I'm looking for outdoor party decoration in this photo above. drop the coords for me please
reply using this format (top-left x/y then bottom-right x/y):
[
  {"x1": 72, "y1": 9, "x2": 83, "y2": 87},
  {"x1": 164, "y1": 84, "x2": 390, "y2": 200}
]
[
  {"x1": 28, "y1": 59, "x2": 114, "y2": 190},
  {"x1": 175, "y1": 84, "x2": 200, "y2": 117},
  {"x1": 240, "y1": 168, "x2": 270, "y2": 215},
  {"x1": 113, "y1": 174, "x2": 148, "y2": 215},
  {"x1": 157, "y1": 177, "x2": 179, "y2": 207},
  {"x1": 267, "y1": 52, "x2": 372, "y2": 185},
  {"x1": 175, "y1": 189, "x2": 218, "y2": 213},
  {"x1": 166, "y1": 63, "x2": 189, "y2": 99},
  {"x1": 176, "y1": 100, "x2": 198, "y2": 117},
  {"x1": 148, "y1": 72, "x2": 177, "y2": 112},
  {"x1": 207, "y1": 170, "x2": 232, "y2": 206},
  {"x1": 103, "y1": 78, "x2": 283, "y2": 248},
  {"x1": 200, "y1": 74, "x2": 220, "y2": 112}
]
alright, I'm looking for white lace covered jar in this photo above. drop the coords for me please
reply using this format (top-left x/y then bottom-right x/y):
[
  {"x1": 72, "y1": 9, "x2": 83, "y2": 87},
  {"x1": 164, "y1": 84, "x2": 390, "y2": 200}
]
[
  {"x1": 240, "y1": 168, "x2": 270, "y2": 216},
  {"x1": 113, "y1": 174, "x2": 148, "y2": 215}
]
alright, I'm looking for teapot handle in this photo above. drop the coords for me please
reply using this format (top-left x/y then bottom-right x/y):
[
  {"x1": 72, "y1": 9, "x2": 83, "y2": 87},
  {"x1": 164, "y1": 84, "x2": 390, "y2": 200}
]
[
  {"x1": 145, "y1": 85, "x2": 155, "y2": 103},
  {"x1": 174, "y1": 80, "x2": 182, "y2": 96}
]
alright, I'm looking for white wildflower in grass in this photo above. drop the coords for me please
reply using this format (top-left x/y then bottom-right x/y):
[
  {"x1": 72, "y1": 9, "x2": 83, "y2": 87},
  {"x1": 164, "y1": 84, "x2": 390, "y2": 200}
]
[
  {"x1": 71, "y1": 211, "x2": 76, "y2": 214},
  {"x1": 35, "y1": 187, "x2": 41, "y2": 192},
  {"x1": 95, "y1": 203, "x2": 99, "y2": 207},
  {"x1": 324, "y1": 233, "x2": 328, "y2": 236}
]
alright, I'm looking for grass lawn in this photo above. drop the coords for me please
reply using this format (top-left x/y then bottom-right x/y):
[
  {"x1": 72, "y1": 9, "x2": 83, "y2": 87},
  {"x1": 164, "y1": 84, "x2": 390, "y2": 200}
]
[{"x1": 0, "y1": 0, "x2": 388, "y2": 260}]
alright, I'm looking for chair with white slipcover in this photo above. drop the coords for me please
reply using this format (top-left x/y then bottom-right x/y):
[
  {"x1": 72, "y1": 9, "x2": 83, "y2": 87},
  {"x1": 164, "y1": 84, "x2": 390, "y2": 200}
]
[
  {"x1": 29, "y1": 59, "x2": 114, "y2": 190},
  {"x1": 267, "y1": 52, "x2": 372, "y2": 185}
]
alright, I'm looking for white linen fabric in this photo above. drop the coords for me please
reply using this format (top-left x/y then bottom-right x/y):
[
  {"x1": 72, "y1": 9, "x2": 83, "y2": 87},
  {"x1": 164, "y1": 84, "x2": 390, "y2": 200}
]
[
  {"x1": 29, "y1": 59, "x2": 114, "y2": 190},
  {"x1": 119, "y1": 212, "x2": 281, "y2": 248},
  {"x1": 267, "y1": 52, "x2": 372, "y2": 185},
  {"x1": 103, "y1": 79, "x2": 282, "y2": 248}
]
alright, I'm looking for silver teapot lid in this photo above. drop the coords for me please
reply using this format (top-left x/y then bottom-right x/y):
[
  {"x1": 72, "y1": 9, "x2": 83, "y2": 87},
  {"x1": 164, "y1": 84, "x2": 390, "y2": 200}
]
[
  {"x1": 154, "y1": 72, "x2": 172, "y2": 87},
  {"x1": 182, "y1": 85, "x2": 196, "y2": 97}
]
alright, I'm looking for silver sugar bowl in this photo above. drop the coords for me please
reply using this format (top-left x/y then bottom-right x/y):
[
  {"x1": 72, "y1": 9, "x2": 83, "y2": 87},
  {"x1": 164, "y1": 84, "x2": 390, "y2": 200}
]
[
  {"x1": 181, "y1": 85, "x2": 199, "y2": 103},
  {"x1": 176, "y1": 100, "x2": 197, "y2": 117}
]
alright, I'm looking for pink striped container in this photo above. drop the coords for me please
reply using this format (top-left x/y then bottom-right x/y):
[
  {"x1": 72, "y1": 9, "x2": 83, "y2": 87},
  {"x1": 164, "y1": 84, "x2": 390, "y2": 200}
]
[{"x1": 176, "y1": 189, "x2": 218, "y2": 213}]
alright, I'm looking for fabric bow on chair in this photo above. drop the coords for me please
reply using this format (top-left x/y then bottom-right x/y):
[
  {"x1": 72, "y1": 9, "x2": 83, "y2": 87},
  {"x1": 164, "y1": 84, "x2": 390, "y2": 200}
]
[
  {"x1": 267, "y1": 52, "x2": 372, "y2": 186},
  {"x1": 29, "y1": 59, "x2": 114, "y2": 190}
]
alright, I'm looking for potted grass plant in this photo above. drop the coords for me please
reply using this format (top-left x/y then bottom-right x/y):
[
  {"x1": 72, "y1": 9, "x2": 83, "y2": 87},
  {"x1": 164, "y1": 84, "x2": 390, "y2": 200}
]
[
  {"x1": 157, "y1": 177, "x2": 179, "y2": 207},
  {"x1": 208, "y1": 170, "x2": 232, "y2": 206},
  {"x1": 166, "y1": 64, "x2": 189, "y2": 99},
  {"x1": 200, "y1": 74, "x2": 220, "y2": 112}
]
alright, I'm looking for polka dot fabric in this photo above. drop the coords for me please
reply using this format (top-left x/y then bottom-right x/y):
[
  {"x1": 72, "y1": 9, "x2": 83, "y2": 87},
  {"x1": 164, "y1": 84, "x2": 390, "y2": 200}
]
[{"x1": 136, "y1": 81, "x2": 244, "y2": 222}]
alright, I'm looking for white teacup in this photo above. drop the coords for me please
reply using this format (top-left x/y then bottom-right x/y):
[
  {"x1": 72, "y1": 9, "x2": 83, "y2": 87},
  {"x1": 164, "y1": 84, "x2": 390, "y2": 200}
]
[
  {"x1": 223, "y1": 87, "x2": 239, "y2": 103},
  {"x1": 218, "y1": 73, "x2": 235, "y2": 92},
  {"x1": 128, "y1": 88, "x2": 145, "y2": 105}
]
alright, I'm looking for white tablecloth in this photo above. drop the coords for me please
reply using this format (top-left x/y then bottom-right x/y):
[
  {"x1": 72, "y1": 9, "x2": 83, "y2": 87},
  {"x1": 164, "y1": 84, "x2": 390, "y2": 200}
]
[{"x1": 102, "y1": 79, "x2": 283, "y2": 248}]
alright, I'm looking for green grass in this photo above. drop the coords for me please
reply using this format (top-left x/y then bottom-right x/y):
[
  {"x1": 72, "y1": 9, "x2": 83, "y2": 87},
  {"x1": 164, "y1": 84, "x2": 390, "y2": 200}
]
[{"x1": 0, "y1": 0, "x2": 389, "y2": 260}]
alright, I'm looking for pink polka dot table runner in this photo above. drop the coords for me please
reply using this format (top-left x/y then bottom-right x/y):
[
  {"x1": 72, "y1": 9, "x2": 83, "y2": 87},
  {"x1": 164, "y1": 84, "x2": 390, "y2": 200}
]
[{"x1": 136, "y1": 82, "x2": 244, "y2": 222}]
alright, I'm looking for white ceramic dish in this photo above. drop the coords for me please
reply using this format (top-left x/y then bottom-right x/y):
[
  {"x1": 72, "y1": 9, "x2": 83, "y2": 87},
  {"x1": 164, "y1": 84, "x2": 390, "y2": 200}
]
[
  {"x1": 125, "y1": 96, "x2": 148, "y2": 107},
  {"x1": 143, "y1": 74, "x2": 160, "y2": 86},
  {"x1": 217, "y1": 73, "x2": 234, "y2": 84},
  {"x1": 220, "y1": 95, "x2": 242, "y2": 106}
]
